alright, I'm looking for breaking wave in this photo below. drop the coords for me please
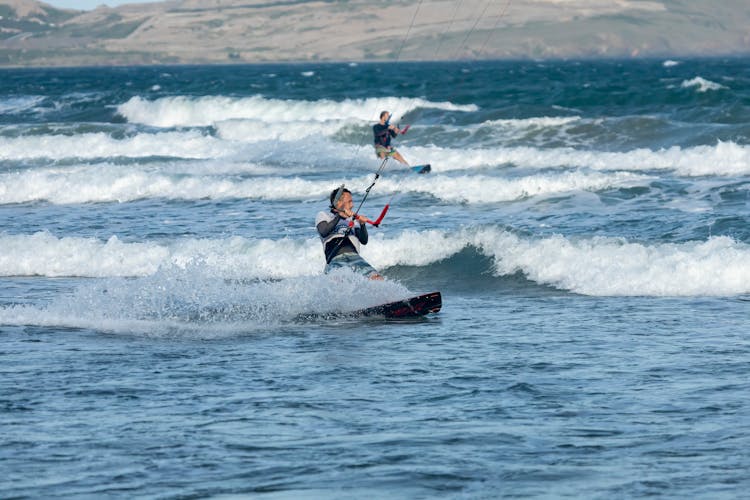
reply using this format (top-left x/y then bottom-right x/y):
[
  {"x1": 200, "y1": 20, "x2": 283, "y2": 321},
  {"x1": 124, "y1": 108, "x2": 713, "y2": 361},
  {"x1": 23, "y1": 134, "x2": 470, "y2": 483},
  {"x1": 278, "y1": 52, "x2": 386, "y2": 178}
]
[
  {"x1": 681, "y1": 76, "x2": 726, "y2": 92},
  {"x1": 4, "y1": 228, "x2": 749, "y2": 297},
  {"x1": 117, "y1": 95, "x2": 478, "y2": 128},
  {"x1": 0, "y1": 165, "x2": 649, "y2": 205}
]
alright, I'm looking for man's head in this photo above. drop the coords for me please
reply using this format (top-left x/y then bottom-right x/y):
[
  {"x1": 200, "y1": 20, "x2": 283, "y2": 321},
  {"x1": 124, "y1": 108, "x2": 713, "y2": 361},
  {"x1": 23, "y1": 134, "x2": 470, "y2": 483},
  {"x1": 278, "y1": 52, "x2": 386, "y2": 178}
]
[
  {"x1": 330, "y1": 185, "x2": 352, "y2": 209},
  {"x1": 379, "y1": 110, "x2": 390, "y2": 122}
]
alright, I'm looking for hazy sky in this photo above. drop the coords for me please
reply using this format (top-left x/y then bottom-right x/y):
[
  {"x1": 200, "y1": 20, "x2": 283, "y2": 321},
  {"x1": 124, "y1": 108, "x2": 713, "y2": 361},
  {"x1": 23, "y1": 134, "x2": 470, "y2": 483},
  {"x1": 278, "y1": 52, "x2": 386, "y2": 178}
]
[{"x1": 43, "y1": 0, "x2": 158, "y2": 10}]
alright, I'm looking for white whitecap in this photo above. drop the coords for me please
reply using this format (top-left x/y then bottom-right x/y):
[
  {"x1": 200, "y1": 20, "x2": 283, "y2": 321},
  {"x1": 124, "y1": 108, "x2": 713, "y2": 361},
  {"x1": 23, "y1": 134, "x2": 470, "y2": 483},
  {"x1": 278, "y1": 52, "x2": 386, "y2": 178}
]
[
  {"x1": 413, "y1": 141, "x2": 750, "y2": 177},
  {"x1": 0, "y1": 130, "x2": 230, "y2": 161},
  {"x1": 5, "y1": 228, "x2": 748, "y2": 298},
  {"x1": 116, "y1": 95, "x2": 477, "y2": 128},
  {"x1": 0, "y1": 96, "x2": 45, "y2": 114},
  {"x1": 482, "y1": 116, "x2": 581, "y2": 128},
  {"x1": 0, "y1": 162, "x2": 649, "y2": 205},
  {"x1": 377, "y1": 171, "x2": 651, "y2": 203},
  {"x1": 681, "y1": 76, "x2": 725, "y2": 92},
  {"x1": 0, "y1": 231, "x2": 323, "y2": 279},
  {"x1": 366, "y1": 228, "x2": 750, "y2": 297}
]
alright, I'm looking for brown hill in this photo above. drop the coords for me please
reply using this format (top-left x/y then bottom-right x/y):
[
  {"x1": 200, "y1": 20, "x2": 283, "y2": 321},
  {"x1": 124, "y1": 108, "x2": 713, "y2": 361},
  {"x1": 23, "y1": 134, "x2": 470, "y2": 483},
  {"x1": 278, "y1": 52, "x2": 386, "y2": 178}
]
[{"x1": 1, "y1": 0, "x2": 749, "y2": 67}]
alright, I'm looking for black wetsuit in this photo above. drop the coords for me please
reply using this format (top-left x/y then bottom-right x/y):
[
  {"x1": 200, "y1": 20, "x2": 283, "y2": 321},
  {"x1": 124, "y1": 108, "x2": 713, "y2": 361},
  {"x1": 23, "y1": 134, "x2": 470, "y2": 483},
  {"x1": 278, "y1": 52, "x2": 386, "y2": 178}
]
[
  {"x1": 317, "y1": 211, "x2": 369, "y2": 263},
  {"x1": 373, "y1": 122, "x2": 396, "y2": 148}
]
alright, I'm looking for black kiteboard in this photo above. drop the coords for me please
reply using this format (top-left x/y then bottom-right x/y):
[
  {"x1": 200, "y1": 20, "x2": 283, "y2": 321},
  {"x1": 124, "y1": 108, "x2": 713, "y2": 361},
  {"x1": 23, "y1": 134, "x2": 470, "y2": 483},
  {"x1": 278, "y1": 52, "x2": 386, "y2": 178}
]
[
  {"x1": 296, "y1": 292, "x2": 441, "y2": 321},
  {"x1": 353, "y1": 291, "x2": 441, "y2": 318}
]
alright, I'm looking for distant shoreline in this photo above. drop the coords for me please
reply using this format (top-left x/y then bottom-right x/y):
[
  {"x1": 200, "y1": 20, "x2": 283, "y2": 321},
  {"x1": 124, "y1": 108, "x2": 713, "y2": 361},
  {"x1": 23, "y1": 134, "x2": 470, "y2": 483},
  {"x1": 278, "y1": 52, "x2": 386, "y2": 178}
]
[
  {"x1": 2, "y1": 0, "x2": 749, "y2": 68},
  {"x1": 3, "y1": 53, "x2": 750, "y2": 71}
]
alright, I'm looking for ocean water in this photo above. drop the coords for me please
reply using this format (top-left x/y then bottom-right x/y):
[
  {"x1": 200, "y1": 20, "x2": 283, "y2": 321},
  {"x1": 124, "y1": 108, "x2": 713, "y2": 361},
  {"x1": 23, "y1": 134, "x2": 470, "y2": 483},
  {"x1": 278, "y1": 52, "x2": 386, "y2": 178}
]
[{"x1": 1, "y1": 59, "x2": 749, "y2": 498}]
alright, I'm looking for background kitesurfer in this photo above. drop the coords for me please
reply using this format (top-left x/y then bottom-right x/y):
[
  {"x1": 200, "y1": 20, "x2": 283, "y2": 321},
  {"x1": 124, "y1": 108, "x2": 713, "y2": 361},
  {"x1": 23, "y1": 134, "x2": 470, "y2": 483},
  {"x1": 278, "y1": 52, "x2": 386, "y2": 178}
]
[
  {"x1": 373, "y1": 111, "x2": 409, "y2": 166},
  {"x1": 316, "y1": 186, "x2": 383, "y2": 280}
]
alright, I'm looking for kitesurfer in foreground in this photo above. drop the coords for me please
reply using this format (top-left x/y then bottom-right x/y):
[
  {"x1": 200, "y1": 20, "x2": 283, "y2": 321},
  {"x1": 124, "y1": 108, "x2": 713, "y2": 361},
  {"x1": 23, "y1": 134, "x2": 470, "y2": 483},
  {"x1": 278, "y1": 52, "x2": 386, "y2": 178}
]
[
  {"x1": 316, "y1": 186, "x2": 383, "y2": 280},
  {"x1": 373, "y1": 111, "x2": 409, "y2": 166}
]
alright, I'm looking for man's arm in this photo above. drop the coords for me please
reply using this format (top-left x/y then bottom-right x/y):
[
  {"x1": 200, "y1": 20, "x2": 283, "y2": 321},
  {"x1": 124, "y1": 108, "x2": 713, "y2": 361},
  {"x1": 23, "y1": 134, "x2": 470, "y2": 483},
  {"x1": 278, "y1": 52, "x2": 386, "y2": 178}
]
[
  {"x1": 317, "y1": 215, "x2": 341, "y2": 237},
  {"x1": 355, "y1": 223, "x2": 368, "y2": 245}
]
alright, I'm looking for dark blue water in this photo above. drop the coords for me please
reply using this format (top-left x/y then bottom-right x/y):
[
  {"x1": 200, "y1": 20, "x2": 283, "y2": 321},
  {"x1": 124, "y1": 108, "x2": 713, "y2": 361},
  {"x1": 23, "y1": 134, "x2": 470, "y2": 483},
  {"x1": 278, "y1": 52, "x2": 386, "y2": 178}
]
[{"x1": 2, "y1": 59, "x2": 750, "y2": 497}]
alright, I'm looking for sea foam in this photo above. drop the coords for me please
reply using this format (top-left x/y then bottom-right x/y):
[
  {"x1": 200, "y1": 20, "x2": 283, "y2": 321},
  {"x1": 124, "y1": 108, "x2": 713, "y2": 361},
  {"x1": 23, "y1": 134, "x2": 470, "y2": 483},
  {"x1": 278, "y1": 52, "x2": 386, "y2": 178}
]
[
  {"x1": 379, "y1": 171, "x2": 651, "y2": 203},
  {"x1": 366, "y1": 228, "x2": 750, "y2": 297},
  {"x1": 117, "y1": 95, "x2": 478, "y2": 128},
  {"x1": 416, "y1": 141, "x2": 750, "y2": 177},
  {"x1": 0, "y1": 166, "x2": 374, "y2": 204},
  {"x1": 0, "y1": 131, "x2": 229, "y2": 160},
  {"x1": 681, "y1": 76, "x2": 726, "y2": 92},
  {"x1": 466, "y1": 229, "x2": 750, "y2": 297},
  {"x1": 0, "y1": 232, "x2": 323, "y2": 279},
  {"x1": 0, "y1": 96, "x2": 45, "y2": 114},
  {"x1": 4, "y1": 228, "x2": 749, "y2": 297},
  {"x1": 0, "y1": 165, "x2": 648, "y2": 205},
  {"x1": 3, "y1": 124, "x2": 749, "y2": 178}
]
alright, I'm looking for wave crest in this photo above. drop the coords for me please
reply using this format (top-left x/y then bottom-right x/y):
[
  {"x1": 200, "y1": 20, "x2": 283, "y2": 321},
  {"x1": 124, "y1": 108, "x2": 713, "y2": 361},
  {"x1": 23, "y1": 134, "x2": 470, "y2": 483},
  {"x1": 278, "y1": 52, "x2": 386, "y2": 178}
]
[
  {"x1": 4, "y1": 228, "x2": 750, "y2": 297},
  {"x1": 117, "y1": 95, "x2": 478, "y2": 127}
]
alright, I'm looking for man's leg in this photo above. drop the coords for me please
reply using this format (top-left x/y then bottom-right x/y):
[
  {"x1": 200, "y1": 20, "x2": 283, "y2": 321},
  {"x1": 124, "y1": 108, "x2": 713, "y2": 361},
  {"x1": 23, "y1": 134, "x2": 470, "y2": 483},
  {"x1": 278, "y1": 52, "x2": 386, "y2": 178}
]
[{"x1": 392, "y1": 151, "x2": 409, "y2": 166}]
